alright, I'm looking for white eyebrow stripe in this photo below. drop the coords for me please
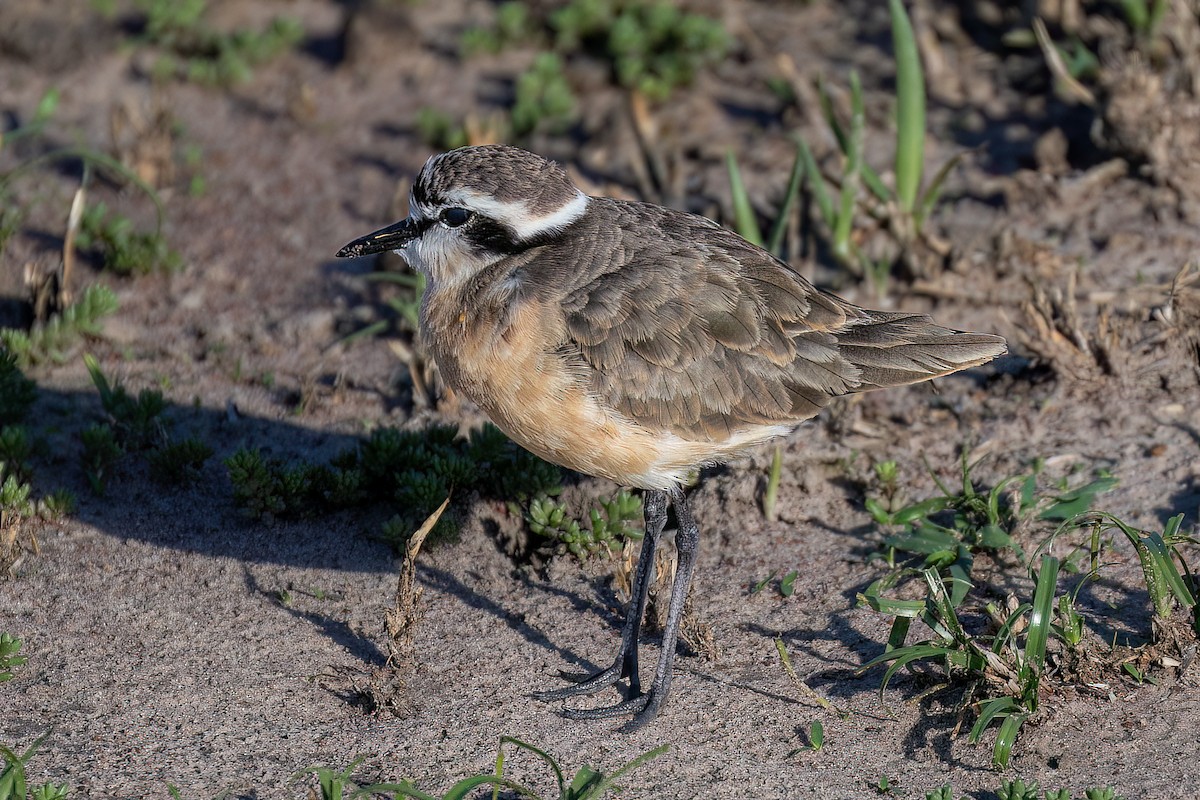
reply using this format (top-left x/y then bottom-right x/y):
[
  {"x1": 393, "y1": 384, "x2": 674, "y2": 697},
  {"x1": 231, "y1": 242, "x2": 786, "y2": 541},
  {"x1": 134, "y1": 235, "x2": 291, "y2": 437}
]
[{"x1": 453, "y1": 190, "x2": 589, "y2": 241}]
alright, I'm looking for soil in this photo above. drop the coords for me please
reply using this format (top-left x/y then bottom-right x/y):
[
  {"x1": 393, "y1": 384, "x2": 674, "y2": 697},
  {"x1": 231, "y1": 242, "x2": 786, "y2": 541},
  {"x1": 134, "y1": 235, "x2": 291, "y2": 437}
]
[{"x1": 2, "y1": 1, "x2": 1200, "y2": 798}]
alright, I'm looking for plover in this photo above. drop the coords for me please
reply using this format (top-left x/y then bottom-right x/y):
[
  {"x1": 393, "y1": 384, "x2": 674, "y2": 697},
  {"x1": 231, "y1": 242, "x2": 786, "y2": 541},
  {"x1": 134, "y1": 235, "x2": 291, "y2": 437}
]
[{"x1": 337, "y1": 144, "x2": 1007, "y2": 730}]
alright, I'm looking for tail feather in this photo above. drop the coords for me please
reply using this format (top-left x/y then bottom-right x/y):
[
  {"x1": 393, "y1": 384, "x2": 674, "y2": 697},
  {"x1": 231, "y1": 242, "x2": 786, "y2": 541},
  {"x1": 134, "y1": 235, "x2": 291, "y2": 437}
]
[{"x1": 839, "y1": 312, "x2": 1007, "y2": 390}]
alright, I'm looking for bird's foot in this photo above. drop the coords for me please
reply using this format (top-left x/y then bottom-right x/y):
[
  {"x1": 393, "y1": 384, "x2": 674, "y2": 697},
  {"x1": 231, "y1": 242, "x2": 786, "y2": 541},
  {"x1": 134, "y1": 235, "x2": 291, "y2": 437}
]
[
  {"x1": 536, "y1": 664, "x2": 667, "y2": 731},
  {"x1": 560, "y1": 687, "x2": 665, "y2": 733},
  {"x1": 532, "y1": 662, "x2": 629, "y2": 702}
]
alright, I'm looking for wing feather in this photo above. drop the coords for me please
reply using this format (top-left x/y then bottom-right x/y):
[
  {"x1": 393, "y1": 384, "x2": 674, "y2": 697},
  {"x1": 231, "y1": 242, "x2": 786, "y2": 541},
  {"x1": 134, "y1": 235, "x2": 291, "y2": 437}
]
[{"x1": 548, "y1": 198, "x2": 1005, "y2": 442}]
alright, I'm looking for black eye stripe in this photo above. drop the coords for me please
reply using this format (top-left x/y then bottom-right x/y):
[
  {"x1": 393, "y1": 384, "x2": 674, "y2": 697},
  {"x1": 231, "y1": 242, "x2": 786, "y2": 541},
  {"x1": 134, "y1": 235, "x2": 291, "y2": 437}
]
[
  {"x1": 466, "y1": 218, "x2": 522, "y2": 254},
  {"x1": 465, "y1": 217, "x2": 560, "y2": 256}
]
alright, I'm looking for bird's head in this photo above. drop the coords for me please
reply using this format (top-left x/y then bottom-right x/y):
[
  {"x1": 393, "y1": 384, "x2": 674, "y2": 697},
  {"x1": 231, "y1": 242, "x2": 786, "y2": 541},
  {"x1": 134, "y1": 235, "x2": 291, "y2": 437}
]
[{"x1": 336, "y1": 144, "x2": 589, "y2": 286}]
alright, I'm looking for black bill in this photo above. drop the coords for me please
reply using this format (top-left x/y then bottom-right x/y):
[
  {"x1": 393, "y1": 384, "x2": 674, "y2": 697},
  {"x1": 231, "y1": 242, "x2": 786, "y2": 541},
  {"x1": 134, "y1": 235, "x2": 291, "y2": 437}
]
[{"x1": 335, "y1": 217, "x2": 426, "y2": 258}]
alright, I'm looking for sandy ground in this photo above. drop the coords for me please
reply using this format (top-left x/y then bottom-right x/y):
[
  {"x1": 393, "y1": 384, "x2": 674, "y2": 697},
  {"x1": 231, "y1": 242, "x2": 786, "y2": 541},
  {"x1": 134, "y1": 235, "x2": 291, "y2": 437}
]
[{"x1": 2, "y1": 1, "x2": 1200, "y2": 798}]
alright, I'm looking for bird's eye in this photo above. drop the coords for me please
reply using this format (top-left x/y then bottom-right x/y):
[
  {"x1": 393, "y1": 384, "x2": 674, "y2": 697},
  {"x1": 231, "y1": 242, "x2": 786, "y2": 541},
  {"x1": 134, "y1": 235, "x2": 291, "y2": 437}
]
[{"x1": 440, "y1": 207, "x2": 473, "y2": 228}]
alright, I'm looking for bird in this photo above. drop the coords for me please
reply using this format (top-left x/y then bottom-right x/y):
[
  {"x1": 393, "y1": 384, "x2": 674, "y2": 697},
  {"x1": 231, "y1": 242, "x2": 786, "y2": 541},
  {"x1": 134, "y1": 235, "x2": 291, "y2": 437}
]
[{"x1": 337, "y1": 143, "x2": 1007, "y2": 731}]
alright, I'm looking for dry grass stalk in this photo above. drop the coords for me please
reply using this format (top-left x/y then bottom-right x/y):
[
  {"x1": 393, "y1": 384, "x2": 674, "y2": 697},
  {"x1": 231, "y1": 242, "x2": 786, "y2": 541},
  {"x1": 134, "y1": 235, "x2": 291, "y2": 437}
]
[{"x1": 386, "y1": 495, "x2": 449, "y2": 665}]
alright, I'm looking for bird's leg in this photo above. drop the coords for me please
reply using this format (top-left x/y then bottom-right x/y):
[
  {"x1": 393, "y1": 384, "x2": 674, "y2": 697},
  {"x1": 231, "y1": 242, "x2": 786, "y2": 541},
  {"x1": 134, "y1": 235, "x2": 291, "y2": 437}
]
[
  {"x1": 533, "y1": 489, "x2": 668, "y2": 702},
  {"x1": 556, "y1": 485, "x2": 700, "y2": 731}
]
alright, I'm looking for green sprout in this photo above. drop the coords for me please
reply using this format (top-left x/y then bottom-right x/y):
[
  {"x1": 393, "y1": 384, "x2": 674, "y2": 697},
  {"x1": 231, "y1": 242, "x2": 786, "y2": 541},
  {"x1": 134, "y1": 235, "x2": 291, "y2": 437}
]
[
  {"x1": 512, "y1": 54, "x2": 577, "y2": 137},
  {"x1": 797, "y1": 0, "x2": 960, "y2": 289},
  {"x1": 528, "y1": 490, "x2": 643, "y2": 560},
  {"x1": 0, "y1": 633, "x2": 27, "y2": 682}
]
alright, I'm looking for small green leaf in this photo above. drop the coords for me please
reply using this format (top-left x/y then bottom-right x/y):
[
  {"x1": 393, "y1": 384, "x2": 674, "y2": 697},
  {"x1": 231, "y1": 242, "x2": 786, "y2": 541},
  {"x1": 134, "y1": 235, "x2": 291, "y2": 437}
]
[
  {"x1": 780, "y1": 569, "x2": 798, "y2": 597},
  {"x1": 807, "y1": 720, "x2": 824, "y2": 750},
  {"x1": 752, "y1": 571, "x2": 777, "y2": 594},
  {"x1": 1039, "y1": 476, "x2": 1118, "y2": 520}
]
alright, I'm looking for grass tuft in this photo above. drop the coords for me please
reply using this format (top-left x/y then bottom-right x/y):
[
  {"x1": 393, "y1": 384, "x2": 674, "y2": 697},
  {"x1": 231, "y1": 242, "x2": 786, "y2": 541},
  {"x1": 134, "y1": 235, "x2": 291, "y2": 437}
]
[
  {"x1": 130, "y1": 0, "x2": 304, "y2": 86},
  {"x1": 1, "y1": 287, "x2": 119, "y2": 368},
  {"x1": 75, "y1": 202, "x2": 182, "y2": 276},
  {"x1": 226, "y1": 423, "x2": 567, "y2": 549},
  {"x1": 851, "y1": 451, "x2": 1196, "y2": 769},
  {"x1": 345, "y1": 735, "x2": 668, "y2": 800}
]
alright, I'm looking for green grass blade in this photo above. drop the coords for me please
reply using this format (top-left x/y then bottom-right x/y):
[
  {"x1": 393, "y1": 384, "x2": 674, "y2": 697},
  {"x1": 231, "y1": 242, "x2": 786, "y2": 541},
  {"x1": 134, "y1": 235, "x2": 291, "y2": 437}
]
[
  {"x1": 889, "y1": 0, "x2": 925, "y2": 214},
  {"x1": 991, "y1": 602, "x2": 1033, "y2": 653},
  {"x1": 726, "y1": 151, "x2": 763, "y2": 246},
  {"x1": 352, "y1": 777, "x2": 536, "y2": 800},
  {"x1": 336, "y1": 320, "x2": 390, "y2": 347},
  {"x1": 582, "y1": 744, "x2": 669, "y2": 798},
  {"x1": 946, "y1": 560, "x2": 973, "y2": 608},
  {"x1": 351, "y1": 783, "x2": 438, "y2": 800},
  {"x1": 968, "y1": 696, "x2": 1018, "y2": 744},
  {"x1": 1039, "y1": 476, "x2": 1118, "y2": 521},
  {"x1": 864, "y1": 644, "x2": 957, "y2": 698},
  {"x1": 886, "y1": 616, "x2": 912, "y2": 651},
  {"x1": 1026, "y1": 555, "x2": 1059, "y2": 672},
  {"x1": 1163, "y1": 513, "x2": 1185, "y2": 541},
  {"x1": 444, "y1": 776, "x2": 538, "y2": 800},
  {"x1": 861, "y1": 162, "x2": 890, "y2": 204},
  {"x1": 1149, "y1": 0, "x2": 1169, "y2": 35},
  {"x1": 0, "y1": 731, "x2": 53, "y2": 800},
  {"x1": 797, "y1": 139, "x2": 836, "y2": 232},
  {"x1": 915, "y1": 151, "x2": 965, "y2": 230},
  {"x1": 991, "y1": 710, "x2": 1028, "y2": 768},
  {"x1": 765, "y1": 140, "x2": 805, "y2": 256},
  {"x1": 883, "y1": 521, "x2": 959, "y2": 554},
  {"x1": 816, "y1": 75, "x2": 848, "y2": 155},
  {"x1": 857, "y1": 589, "x2": 926, "y2": 617},
  {"x1": 922, "y1": 567, "x2": 967, "y2": 640},
  {"x1": 833, "y1": 70, "x2": 864, "y2": 262},
  {"x1": 567, "y1": 766, "x2": 604, "y2": 797},
  {"x1": 985, "y1": 475, "x2": 1025, "y2": 527},
  {"x1": 1143, "y1": 532, "x2": 1197, "y2": 612},
  {"x1": 499, "y1": 737, "x2": 565, "y2": 797},
  {"x1": 0, "y1": 89, "x2": 59, "y2": 147},
  {"x1": 763, "y1": 444, "x2": 782, "y2": 521},
  {"x1": 1096, "y1": 512, "x2": 1195, "y2": 616},
  {"x1": 0, "y1": 746, "x2": 28, "y2": 800},
  {"x1": 817, "y1": 76, "x2": 890, "y2": 202},
  {"x1": 0, "y1": 146, "x2": 167, "y2": 232},
  {"x1": 1119, "y1": 0, "x2": 1149, "y2": 30},
  {"x1": 83, "y1": 353, "x2": 115, "y2": 409},
  {"x1": 890, "y1": 495, "x2": 956, "y2": 525}
]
